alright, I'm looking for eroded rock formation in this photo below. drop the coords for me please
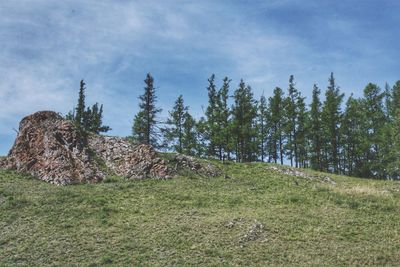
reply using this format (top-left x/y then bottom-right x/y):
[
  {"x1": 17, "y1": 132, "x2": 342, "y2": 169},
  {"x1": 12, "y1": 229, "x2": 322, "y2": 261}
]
[
  {"x1": 3, "y1": 111, "x2": 105, "y2": 185},
  {"x1": 2, "y1": 111, "x2": 171, "y2": 185},
  {"x1": 169, "y1": 154, "x2": 222, "y2": 177},
  {"x1": 88, "y1": 135, "x2": 170, "y2": 179}
]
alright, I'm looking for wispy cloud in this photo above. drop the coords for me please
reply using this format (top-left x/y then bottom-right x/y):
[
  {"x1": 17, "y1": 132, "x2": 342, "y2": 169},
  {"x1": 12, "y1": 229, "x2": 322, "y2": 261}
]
[{"x1": 1, "y1": 0, "x2": 399, "y2": 154}]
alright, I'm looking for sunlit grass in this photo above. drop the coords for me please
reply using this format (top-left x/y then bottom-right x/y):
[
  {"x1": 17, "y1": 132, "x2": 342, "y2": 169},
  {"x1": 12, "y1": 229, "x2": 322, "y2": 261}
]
[{"x1": 1, "y1": 163, "x2": 400, "y2": 266}]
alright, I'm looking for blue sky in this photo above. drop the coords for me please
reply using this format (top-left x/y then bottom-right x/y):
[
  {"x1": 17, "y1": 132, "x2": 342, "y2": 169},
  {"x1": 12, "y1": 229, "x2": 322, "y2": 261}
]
[{"x1": 1, "y1": 0, "x2": 400, "y2": 155}]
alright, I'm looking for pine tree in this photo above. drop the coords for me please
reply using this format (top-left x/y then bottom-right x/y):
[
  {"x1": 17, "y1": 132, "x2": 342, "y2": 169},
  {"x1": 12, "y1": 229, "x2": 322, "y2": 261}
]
[
  {"x1": 205, "y1": 74, "x2": 218, "y2": 157},
  {"x1": 309, "y1": 84, "x2": 323, "y2": 170},
  {"x1": 231, "y1": 80, "x2": 258, "y2": 162},
  {"x1": 163, "y1": 95, "x2": 187, "y2": 153},
  {"x1": 388, "y1": 108, "x2": 400, "y2": 179},
  {"x1": 296, "y1": 95, "x2": 308, "y2": 167},
  {"x1": 267, "y1": 87, "x2": 285, "y2": 165},
  {"x1": 258, "y1": 93, "x2": 268, "y2": 162},
  {"x1": 132, "y1": 111, "x2": 146, "y2": 142},
  {"x1": 75, "y1": 80, "x2": 86, "y2": 126},
  {"x1": 386, "y1": 81, "x2": 400, "y2": 179},
  {"x1": 195, "y1": 117, "x2": 208, "y2": 157},
  {"x1": 67, "y1": 80, "x2": 110, "y2": 133},
  {"x1": 182, "y1": 111, "x2": 198, "y2": 156},
  {"x1": 132, "y1": 73, "x2": 162, "y2": 146},
  {"x1": 321, "y1": 73, "x2": 344, "y2": 173},
  {"x1": 284, "y1": 75, "x2": 300, "y2": 167},
  {"x1": 84, "y1": 103, "x2": 111, "y2": 134},
  {"x1": 341, "y1": 95, "x2": 365, "y2": 176},
  {"x1": 389, "y1": 81, "x2": 400, "y2": 119},
  {"x1": 384, "y1": 83, "x2": 392, "y2": 118},
  {"x1": 215, "y1": 77, "x2": 232, "y2": 160},
  {"x1": 361, "y1": 83, "x2": 386, "y2": 178},
  {"x1": 65, "y1": 110, "x2": 75, "y2": 121}
]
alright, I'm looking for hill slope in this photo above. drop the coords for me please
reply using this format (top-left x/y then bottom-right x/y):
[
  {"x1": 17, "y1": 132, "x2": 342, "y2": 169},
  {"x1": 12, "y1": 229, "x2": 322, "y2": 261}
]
[{"x1": 1, "y1": 161, "x2": 400, "y2": 266}]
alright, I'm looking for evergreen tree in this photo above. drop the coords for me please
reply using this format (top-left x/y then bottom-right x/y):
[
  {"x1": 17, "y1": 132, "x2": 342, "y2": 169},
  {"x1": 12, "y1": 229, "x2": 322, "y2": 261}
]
[
  {"x1": 284, "y1": 75, "x2": 300, "y2": 167},
  {"x1": 163, "y1": 95, "x2": 187, "y2": 153},
  {"x1": 384, "y1": 83, "x2": 392, "y2": 118},
  {"x1": 267, "y1": 87, "x2": 285, "y2": 165},
  {"x1": 361, "y1": 83, "x2": 386, "y2": 178},
  {"x1": 258, "y1": 93, "x2": 268, "y2": 162},
  {"x1": 205, "y1": 74, "x2": 218, "y2": 157},
  {"x1": 67, "y1": 80, "x2": 110, "y2": 134},
  {"x1": 195, "y1": 117, "x2": 208, "y2": 157},
  {"x1": 309, "y1": 84, "x2": 323, "y2": 171},
  {"x1": 381, "y1": 83, "x2": 393, "y2": 177},
  {"x1": 182, "y1": 111, "x2": 198, "y2": 156},
  {"x1": 388, "y1": 108, "x2": 400, "y2": 179},
  {"x1": 387, "y1": 81, "x2": 400, "y2": 179},
  {"x1": 341, "y1": 95, "x2": 365, "y2": 176},
  {"x1": 389, "y1": 81, "x2": 400, "y2": 119},
  {"x1": 75, "y1": 80, "x2": 86, "y2": 126},
  {"x1": 65, "y1": 110, "x2": 75, "y2": 122},
  {"x1": 132, "y1": 73, "x2": 162, "y2": 146},
  {"x1": 83, "y1": 103, "x2": 111, "y2": 134},
  {"x1": 231, "y1": 80, "x2": 258, "y2": 162},
  {"x1": 296, "y1": 95, "x2": 308, "y2": 167},
  {"x1": 215, "y1": 77, "x2": 232, "y2": 160},
  {"x1": 321, "y1": 72, "x2": 344, "y2": 173},
  {"x1": 132, "y1": 111, "x2": 146, "y2": 142}
]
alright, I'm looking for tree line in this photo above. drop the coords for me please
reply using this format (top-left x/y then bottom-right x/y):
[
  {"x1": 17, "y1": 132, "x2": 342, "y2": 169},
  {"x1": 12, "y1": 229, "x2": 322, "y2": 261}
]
[{"x1": 68, "y1": 73, "x2": 400, "y2": 180}]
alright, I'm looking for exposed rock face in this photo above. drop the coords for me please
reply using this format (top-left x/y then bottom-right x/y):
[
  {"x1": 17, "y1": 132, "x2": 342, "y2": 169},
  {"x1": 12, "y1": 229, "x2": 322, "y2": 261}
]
[
  {"x1": 2, "y1": 111, "x2": 171, "y2": 185},
  {"x1": 266, "y1": 166, "x2": 336, "y2": 184},
  {"x1": 4, "y1": 111, "x2": 105, "y2": 185},
  {"x1": 169, "y1": 154, "x2": 222, "y2": 177},
  {"x1": 88, "y1": 135, "x2": 170, "y2": 179},
  {"x1": 0, "y1": 157, "x2": 7, "y2": 168}
]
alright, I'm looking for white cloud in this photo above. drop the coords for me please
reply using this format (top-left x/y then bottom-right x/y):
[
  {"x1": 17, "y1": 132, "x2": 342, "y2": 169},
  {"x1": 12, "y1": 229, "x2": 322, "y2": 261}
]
[{"x1": 0, "y1": 0, "x2": 398, "y2": 154}]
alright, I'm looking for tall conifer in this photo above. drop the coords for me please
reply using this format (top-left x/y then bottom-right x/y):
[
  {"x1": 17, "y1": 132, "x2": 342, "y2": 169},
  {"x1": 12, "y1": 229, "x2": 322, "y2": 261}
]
[
  {"x1": 132, "y1": 73, "x2": 162, "y2": 146},
  {"x1": 321, "y1": 73, "x2": 344, "y2": 173},
  {"x1": 267, "y1": 87, "x2": 285, "y2": 165},
  {"x1": 309, "y1": 84, "x2": 323, "y2": 170}
]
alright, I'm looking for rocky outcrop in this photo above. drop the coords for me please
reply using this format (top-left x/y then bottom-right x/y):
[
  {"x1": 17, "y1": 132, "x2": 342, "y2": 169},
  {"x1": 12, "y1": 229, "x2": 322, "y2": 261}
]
[
  {"x1": 88, "y1": 135, "x2": 170, "y2": 179},
  {"x1": 3, "y1": 111, "x2": 105, "y2": 185},
  {"x1": 169, "y1": 154, "x2": 222, "y2": 177},
  {"x1": 266, "y1": 166, "x2": 336, "y2": 184},
  {"x1": 2, "y1": 111, "x2": 171, "y2": 185},
  {"x1": 0, "y1": 157, "x2": 7, "y2": 168}
]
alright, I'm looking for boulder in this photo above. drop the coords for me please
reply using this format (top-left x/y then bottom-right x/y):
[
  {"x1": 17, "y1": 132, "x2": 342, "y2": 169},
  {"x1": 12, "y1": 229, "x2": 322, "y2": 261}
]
[{"x1": 3, "y1": 111, "x2": 105, "y2": 185}]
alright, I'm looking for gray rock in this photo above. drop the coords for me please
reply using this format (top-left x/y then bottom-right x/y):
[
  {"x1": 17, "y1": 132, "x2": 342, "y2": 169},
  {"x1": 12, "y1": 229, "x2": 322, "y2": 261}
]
[
  {"x1": 88, "y1": 135, "x2": 170, "y2": 179},
  {"x1": 170, "y1": 154, "x2": 222, "y2": 177},
  {"x1": 266, "y1": 165, "x2": 336, "y2": 185}
]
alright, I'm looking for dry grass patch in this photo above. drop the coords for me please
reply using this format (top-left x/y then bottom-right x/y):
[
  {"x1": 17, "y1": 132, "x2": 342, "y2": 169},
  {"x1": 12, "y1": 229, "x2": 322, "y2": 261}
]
[{"x1": 335, "y1": 184, "x2": 391, "y2": 196}]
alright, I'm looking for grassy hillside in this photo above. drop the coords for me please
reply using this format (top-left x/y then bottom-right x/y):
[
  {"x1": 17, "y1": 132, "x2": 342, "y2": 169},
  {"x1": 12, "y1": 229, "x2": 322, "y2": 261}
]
[{"x1": 1, "y1": 161, "x2": 400, "y2": 266}]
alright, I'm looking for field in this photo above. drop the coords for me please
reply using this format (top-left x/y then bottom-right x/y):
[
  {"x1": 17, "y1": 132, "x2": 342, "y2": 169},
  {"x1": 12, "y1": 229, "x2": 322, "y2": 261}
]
[{"x1": 1, "y1": 161, "x2": 400, "y2": 266}]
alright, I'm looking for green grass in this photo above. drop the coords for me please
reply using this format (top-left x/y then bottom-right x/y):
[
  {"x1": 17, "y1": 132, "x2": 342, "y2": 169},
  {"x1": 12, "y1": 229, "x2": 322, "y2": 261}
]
[{"x1": 1, "y1": 162, "x2": 400, "y2": 266}]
